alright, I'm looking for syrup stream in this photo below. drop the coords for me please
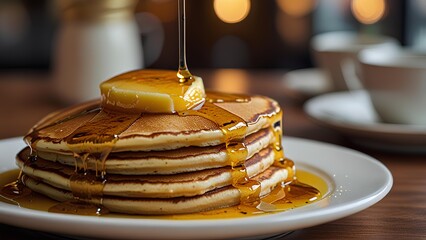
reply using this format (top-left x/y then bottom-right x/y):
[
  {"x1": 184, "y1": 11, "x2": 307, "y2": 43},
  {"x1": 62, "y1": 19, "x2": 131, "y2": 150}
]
[{"x1": 177, "y1": 0, "x2": 192, "y2": 82}]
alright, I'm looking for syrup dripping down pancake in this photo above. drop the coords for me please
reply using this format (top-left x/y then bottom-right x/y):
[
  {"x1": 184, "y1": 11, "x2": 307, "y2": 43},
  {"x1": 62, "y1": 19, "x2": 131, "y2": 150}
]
[
  {"x1": 34, "y1": 128, "x2": 275, "y2": 175},
  {"x1": 27, "y1": 96, "x2": 280, "y2": 153},
  {"x1": 17, "y1": 146, "x2": 279, "y2": 198},
  {"x1": 13, "y1": 90, "x2": 289, "y2": 215},
  {"x1": 21, "y1": 165, "x2": 288, "y2": 215}
]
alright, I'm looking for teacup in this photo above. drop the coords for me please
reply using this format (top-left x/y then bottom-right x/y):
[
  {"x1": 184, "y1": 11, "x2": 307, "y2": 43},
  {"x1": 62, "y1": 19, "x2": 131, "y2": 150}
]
[
  {"x1": 358, "y1": 48, "x2": 426, "y2": 125},
  {"x1": 311, "y1": 31, "x2": 400, "y2": 91}
]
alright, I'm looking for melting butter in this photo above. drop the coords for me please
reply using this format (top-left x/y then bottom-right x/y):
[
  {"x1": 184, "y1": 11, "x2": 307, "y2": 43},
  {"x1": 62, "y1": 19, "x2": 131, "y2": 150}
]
[{"x1": 100, "y1": 70, "x2": 206, "y2": 113}]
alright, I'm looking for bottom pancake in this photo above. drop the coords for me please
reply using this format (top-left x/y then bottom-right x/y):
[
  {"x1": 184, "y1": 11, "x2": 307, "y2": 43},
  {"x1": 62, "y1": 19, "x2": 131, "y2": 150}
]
[{"x1": 22, "y1": 165, "x2": 288, "y2": 215}]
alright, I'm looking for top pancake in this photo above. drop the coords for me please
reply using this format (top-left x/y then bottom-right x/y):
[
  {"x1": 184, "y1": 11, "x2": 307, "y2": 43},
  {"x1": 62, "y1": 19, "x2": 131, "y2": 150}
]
[{"x1": 28, "y1": 95, "x2": 281, "y2": 153}]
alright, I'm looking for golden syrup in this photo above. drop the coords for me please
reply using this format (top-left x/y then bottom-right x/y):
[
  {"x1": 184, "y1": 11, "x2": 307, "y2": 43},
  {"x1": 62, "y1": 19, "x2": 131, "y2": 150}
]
[
  {"x1": 24, "y1": 104, "x2": 101, "y2": 152},
  {"x1": 203, "y1": 91, "x2": 262, "y2": 205},
  {"x1": 0, "y1": 169, "x2": 326, "y2": 219},
  {"x1": 49, "y1": 201, "x2": 109, "y2": 216},
  {"x1": 0, "y1": 170, "x2": 108, "y2": 216},
  {"x1": 65, "y1": 110, "x2": 141, "y2": 176},
  {"x1": 177, "y1": 68, "x2": 192, "y2": 82},
  {"x1": 260, "y1": 106, "x2": 293, "y2": 182},
  {"x1": 0, "y1": 170, "x2": 56, "y2": 209},
  {"x1": 16, "y1": 104, "x2": 100, "y2": 202},
  {"x1": 18, "y1": 106, "x2": 141, "y2": 215},
  {"x1": 189, "y1": 92, "x2": 290, "y2": 206},
  {"x1": 269, "y1": 110, "x2": 285, "y2": 162},
  {"x1": 177, "y1": 0, "x2": 191, "y2": 83},
  {"x1": 60, "y1": 110, "x2": 140, "y2": 212},
  {"x1": 68, "y1": 173, "x2": 105, "y2": 199},
  {"x1": 179, "y1": 96, "x2": 261, "y2": 206},
  {"x1": 205, "y1": 91, "x2": 250, "y2": 103},
  {"x1": 0, "y1": 180, "x2": 31, "y2": 200}
]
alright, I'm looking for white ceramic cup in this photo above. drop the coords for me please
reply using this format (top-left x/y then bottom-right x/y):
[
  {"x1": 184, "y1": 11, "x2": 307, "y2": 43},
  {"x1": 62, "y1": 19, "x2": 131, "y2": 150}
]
[
  {"x1": 359, "y1": 48, "x2": 426, "y2": 125},
  {"x1": 311, "y1": 31, "x2": 400, "y2": 91}
]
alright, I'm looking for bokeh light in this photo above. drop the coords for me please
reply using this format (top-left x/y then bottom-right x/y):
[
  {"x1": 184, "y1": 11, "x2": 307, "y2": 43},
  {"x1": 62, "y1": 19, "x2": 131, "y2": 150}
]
[
  {"x1": 276, "y1": 0, "x2": 317, "y2": 17},
  {"x1": 213, "y1": 0, "x2": 251, "y2": 24},
  {"x1": 276, "y1": 11, "x2": 309, "y2": 47},
  {"x1": 351, "y1": 0, "x2": 386, "y2": 24},
  {"x1": 212, "y1": 69, "x2": 249, "y2": 93}
]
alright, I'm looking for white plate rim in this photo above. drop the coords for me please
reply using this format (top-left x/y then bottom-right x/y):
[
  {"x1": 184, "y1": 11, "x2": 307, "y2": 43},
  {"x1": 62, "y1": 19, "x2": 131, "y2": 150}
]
[
  {"x1": 304, "y1": 90, "x2": 426, "y2": 136},
  {"x1": 0, "y1": 137, "x2": 393, "y2": 240}
]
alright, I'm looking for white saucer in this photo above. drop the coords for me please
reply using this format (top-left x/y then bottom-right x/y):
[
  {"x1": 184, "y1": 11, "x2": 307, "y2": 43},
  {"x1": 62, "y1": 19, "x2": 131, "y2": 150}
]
[
  {"x1": 0, "y1": 137, "x2": 392, "y2": 239},
  {"x1": 304, "y1": 90, "x2": 426, "y2": 153},
  {"x1": 282, "y1": 68, "x2": 333, "y2": 102}
]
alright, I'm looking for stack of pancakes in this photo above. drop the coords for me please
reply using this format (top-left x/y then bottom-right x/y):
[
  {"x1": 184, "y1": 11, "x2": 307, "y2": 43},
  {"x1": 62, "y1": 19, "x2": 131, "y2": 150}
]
[{"x1": 17, "y1": 95, "x2": 290, "y2": 215}]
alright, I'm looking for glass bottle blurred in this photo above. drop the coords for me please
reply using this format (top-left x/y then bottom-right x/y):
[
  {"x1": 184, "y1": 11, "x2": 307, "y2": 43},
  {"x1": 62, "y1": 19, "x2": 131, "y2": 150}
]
[{"x1": 53, "y1": 0, "x2": 143, "y2": 103}]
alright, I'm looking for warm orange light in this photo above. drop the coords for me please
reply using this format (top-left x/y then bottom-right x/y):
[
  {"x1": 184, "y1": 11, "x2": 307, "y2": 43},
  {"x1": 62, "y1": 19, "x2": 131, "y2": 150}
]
[
  {"x1": 276, "y1": 11, "x2": 309, "y2": 47},
  {"x1": 213, "y1": 0, "x2": 251, "y2": 24},
  {"x1": 136, "y1": 0, "x2": 176, "y2": 23},
  {"x1": 351, "y1": 0, "x2": 386, "y2": 24},
  {"x1": 276, "y1": 0, "x2": 316, "y2": 17},
  {"x1": 212, "y1": 69, "x2": 249, "y2": 93}
]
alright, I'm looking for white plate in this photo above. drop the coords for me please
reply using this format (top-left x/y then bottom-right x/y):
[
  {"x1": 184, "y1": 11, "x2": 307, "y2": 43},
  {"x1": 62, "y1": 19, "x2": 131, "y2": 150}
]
[
  {"x1": 282, "y1": 68, "x2": 333, "y2": 102},
  {"x1": 304, "y1": 91, "x2": 426, "y2": 153},
  {"x1": 0, "y1": 137, "x2": 392, "y2": 240}
]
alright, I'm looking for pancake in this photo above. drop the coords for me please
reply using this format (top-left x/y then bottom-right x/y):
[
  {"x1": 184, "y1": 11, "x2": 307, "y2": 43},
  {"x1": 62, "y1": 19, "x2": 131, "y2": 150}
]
[
  {"x1": 14, "y1": 88, "x2": 289, "y2": 215},
  {"x1": 17, "y1": 146, "x2": 279, "y2": 198},
  {"x1": 34, "y1": 128, "x2": 275, "y2": 175},
  {"x1": 22, "y1": 165, "x2": 287, "y2": 215},
  {"x1": 27, "y1": 95, "x2": 281, "y2": 153}
]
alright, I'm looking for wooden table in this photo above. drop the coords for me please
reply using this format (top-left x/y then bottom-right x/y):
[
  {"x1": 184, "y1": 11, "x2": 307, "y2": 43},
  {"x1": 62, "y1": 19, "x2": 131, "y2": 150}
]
[{"x1": 0, "y1": 70, "x2": 425, "y2": 239}]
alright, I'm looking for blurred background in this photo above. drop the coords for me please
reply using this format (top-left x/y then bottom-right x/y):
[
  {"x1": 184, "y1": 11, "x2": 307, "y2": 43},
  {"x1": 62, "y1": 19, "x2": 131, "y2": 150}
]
[{"x1": 0, "y1": 0, "x2": 425, "y2": 72}]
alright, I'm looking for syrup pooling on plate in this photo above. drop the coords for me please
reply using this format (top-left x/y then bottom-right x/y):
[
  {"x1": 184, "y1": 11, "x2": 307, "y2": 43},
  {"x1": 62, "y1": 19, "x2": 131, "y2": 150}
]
[
  {"x1": 0, "y1": 137, "x2": 35, "y2": 199},
  {"x1": 0, "y1": 169, "x2": 324, "y2": 219}
]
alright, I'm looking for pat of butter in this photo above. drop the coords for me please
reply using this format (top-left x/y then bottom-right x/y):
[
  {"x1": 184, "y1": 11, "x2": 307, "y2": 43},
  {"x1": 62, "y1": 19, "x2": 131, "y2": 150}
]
[{"x1": 100, "y1": 70, "x2": 205, "y2": 113}]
